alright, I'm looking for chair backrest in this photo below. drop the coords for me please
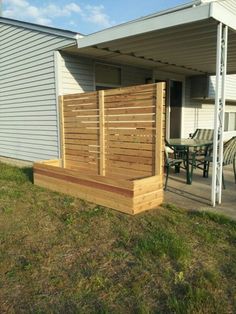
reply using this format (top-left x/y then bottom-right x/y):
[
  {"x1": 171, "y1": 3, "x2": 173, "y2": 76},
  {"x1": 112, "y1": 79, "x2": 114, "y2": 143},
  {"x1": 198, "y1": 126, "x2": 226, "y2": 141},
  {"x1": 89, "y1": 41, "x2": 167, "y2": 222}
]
[
  {"x1": 164, "y1": 146, "x2": 172, "y2": 164},
  {"x1": 191, "y1": 129, "x2": 214, "y2": 141},
  {"x1": 165, "y1": 140, "x2": 186, "y2": 161},
  {"x1": 223, "y1": 136, "x2": 236, "y2": 165}
]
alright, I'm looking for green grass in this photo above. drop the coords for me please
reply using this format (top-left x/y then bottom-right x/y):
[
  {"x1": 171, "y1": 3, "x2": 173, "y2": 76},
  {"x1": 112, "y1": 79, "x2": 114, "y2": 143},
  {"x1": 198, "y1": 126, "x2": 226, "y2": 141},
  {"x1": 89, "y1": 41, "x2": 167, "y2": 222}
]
[{"x1": 0, "y1": 162, "x2": 235, "y2": 313}]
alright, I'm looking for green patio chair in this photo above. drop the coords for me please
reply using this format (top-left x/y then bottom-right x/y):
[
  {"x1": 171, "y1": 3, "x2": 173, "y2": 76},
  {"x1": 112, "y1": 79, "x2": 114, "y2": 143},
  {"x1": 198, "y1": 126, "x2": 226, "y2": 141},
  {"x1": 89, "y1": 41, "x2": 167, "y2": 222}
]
[
  {"x1": 190, "y1": 128, "x2": 214, "y2": 176},
  {"x1": 190, "y1": 128, "x2": 214, "y2": 141},
  {"x1": 204, "y1": 136, "x2": 236, "y2": 189},
  {"x1": 164, "y1": 146, "x2": 183, "y2": 190}
]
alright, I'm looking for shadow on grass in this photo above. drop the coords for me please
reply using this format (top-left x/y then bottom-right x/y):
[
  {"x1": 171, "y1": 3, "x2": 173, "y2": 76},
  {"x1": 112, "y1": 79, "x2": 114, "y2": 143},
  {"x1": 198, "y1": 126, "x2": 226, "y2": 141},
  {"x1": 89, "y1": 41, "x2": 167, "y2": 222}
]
[
  {"x1": 22, "y1": 167, "x2": 33, "y2": 183},
  {"x1": 0, "y1": 163, "x2": 33, "y2": 184}
]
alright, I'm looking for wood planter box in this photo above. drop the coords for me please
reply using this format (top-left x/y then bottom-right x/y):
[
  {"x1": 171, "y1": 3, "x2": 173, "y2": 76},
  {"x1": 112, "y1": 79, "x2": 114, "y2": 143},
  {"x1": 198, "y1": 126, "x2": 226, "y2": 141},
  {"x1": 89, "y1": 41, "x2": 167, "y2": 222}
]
[
  {"x1": 34, "y1": 160, "x2": 163, "y2": 215},
  {"x1": 33, "y1": 83, "x2": 165, "y2": 215}
]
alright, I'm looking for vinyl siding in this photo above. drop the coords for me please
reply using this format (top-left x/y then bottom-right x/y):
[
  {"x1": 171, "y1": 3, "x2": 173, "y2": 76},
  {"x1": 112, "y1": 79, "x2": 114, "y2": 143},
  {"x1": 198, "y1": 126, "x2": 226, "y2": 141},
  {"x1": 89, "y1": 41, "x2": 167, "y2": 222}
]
[
  {"x1": 60, "y1": 52, "x2": 94, "y2": 94},
  {"x1": 0, "y1": 22, "x2": 76, "y2": 162},
  {"x1": 59, "y1": 52, "x2": 152, "y2": 94},
  {"x1": 211, "y1": 1, "x2": 236, "y2": 102},
  {"x1": 182, "y1": 102, "x2": 236, "y2": 140},
  {"x1": 183, "y1": 77, "x2": 215, "y2": 138},
  {"x1": 209, "y1": 75, "x2": 236, "y2": 100},
  {"x1": 182, "y1": 77, "x2": 236, "y2": 140},
  {"x1": 218, "y1": 0, "x2": 236, "y2": 13}
]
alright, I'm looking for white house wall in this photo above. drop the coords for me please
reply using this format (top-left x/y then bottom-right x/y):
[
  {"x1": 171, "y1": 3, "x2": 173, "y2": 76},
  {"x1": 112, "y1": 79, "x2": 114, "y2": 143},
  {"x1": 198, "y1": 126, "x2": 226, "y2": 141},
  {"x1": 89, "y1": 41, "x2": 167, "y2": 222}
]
[
  {"x1": 209, "y1": 74, "x2": 236, "y2": 100},
  {"x1": 59, "y1": 52, "x2": 152, "y2": 94},
  {"x1": 183, "y1": 77, "x2": 236, "y2": 140},
  {"x1": 218, "y1": 0, "x2": 236, "y2": 14},
  {"x1": 59, "y1": 52, "x2": 95, "y2": 94},
  {"x1": 182, "y1": 102, "x2": 215, "y2": 137},
  {"x1": 183, "y1": 102, "x2": 236, "y2": 141},
  {"x1": 0, "y1": 22, "x2": 76, "y2": 162}
]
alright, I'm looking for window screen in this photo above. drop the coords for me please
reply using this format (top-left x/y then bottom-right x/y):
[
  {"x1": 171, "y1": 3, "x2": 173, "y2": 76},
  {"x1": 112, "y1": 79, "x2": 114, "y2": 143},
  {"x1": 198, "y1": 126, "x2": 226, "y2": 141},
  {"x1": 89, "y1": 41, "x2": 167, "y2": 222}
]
[{"x1": 95, "y1": 64, "x2": 121, "y2": 88}]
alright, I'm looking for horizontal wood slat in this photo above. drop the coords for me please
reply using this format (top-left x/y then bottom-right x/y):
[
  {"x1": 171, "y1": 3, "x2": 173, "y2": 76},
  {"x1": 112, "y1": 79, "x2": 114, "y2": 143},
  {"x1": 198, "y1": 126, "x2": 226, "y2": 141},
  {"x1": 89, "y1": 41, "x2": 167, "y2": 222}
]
[
  {"x1": 34, "y1": 161, "x2": 163, "y2": 215},
  {"x1": 61, "y1": 83, "x2": 165, "y2": 178},
  {"x1": 34, "y1": 83, "x2": 165, "y2": 215}
]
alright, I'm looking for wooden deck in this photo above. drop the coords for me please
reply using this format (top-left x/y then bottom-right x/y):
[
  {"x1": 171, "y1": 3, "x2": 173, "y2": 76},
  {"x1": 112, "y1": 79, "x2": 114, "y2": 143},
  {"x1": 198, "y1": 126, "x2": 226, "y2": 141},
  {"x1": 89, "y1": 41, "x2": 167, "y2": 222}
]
[{"x1": 34, "y1": 83, "x2": 166, "y2": 215}]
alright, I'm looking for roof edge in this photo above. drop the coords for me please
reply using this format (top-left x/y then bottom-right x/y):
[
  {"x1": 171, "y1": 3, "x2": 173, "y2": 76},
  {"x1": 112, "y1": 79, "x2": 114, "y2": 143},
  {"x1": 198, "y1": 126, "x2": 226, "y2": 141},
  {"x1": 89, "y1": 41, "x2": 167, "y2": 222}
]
[
  {"x1": 77, "y1": 3, "x2": 211, "y2": 48},
  {"x1": 210, "y1": 2, "x2": 236, "y2": 31},
  {"x1": 122, "y1": 1, "x2": 201, "y2": 24},
  {"x1": 0, "y1": 16, "x2": 82, "y2": 40}
]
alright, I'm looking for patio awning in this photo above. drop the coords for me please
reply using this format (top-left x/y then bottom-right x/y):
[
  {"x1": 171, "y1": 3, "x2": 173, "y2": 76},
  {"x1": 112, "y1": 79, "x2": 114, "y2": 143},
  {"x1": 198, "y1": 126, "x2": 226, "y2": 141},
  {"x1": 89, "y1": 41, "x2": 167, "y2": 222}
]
[
  {"x1": 73, "y1": 0, "x2": 236, "y2": 207},
  {"x1": 76, "y1": 0, "x2": 236, "y2": 75}
]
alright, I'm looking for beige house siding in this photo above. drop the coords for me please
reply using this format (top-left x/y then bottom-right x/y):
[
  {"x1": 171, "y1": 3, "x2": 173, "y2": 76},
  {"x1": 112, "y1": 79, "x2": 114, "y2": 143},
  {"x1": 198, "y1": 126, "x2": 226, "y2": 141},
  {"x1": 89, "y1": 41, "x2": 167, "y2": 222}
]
[
  {"x1": 59, "y1": 51, "x2": 152, "y2": 94},
  {"x1": 59, "y1": 52, "x2": 94, "y2": 94},
  {"x1": 209, "y1": 75, "x2": 236, "y2": 100},
  {"x1": 183, "y1": 77, "x2": 236, "y2": 140},
  {"x1": 218, "y1": 0, "x2": 236, "y2": 13}
]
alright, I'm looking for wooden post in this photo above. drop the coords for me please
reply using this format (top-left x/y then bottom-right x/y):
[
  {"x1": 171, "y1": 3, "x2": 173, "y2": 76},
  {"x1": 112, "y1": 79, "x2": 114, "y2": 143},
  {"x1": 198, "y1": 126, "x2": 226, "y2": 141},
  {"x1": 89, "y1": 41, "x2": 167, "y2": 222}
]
[
  {"x1": 59, "y1": 95, "x2": 66, "y2": 168},
  {"x1": 99, "y1": 90, "x2": 105, "y2": 176},
  {"x1": 155, "y1": 82, "x2": 165, "y2": 175}
]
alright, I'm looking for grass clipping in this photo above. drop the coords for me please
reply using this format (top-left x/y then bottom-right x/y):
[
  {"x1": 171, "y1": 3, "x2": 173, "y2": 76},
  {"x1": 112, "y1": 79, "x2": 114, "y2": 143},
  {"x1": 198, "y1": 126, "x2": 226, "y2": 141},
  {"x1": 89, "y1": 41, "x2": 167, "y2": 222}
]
[{"x1": 0, "y1": 162, "x2": 235, "y2": 313}]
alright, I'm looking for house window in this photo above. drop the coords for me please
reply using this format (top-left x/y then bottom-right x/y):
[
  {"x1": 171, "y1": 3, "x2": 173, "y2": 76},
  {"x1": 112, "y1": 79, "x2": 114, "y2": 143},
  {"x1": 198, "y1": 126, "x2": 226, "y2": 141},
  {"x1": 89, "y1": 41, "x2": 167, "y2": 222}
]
[
  {"x1": 224, "y1": 112, "x2": 236, "y2": 131},
  {"x1": 95, "y1": 63, "x2": 121, "y2": 90}
]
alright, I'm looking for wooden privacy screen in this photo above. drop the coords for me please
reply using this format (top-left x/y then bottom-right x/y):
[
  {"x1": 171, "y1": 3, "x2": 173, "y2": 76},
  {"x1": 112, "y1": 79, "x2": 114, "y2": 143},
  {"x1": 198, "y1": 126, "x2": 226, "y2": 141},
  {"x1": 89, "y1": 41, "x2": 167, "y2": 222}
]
[
  {"x1": 61, "y1": 83, "x2": 165, "y2": 180},
  {"x1": 34, "y1": 83, "x2": 165, "y2": 215}
]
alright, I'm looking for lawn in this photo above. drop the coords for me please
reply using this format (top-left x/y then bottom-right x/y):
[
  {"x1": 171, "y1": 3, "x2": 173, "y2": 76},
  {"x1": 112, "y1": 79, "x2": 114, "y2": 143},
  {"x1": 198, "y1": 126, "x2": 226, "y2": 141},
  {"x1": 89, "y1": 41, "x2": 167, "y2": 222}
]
[{"x1": 0, "y1": 162, "x2": 235, "y2": 313}]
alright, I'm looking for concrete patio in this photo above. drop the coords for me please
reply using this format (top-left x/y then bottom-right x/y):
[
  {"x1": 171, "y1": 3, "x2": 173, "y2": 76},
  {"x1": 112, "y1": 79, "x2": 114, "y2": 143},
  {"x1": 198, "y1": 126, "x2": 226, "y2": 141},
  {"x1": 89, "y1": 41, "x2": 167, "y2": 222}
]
[{"x1": 164, "y1": 165, "x2": 236, "y2": 220}]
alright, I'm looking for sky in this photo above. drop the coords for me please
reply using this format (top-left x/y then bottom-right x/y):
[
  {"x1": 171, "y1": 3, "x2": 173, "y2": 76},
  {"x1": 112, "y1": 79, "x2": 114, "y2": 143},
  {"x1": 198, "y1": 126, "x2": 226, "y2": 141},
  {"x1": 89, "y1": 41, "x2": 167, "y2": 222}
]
[{"x1": 1, "y1": 0, "x2": 190, "y2": 34}]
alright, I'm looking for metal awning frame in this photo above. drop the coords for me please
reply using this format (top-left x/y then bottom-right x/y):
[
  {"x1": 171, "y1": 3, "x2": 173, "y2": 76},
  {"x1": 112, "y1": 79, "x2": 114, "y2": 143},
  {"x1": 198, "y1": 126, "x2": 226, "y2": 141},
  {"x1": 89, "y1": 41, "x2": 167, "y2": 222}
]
[
  {"x1": 77, "y1": 1, "x2": 236, "y2": 50},
  {"x1": 76, "y1": 1, "x2": 236, "y2": 75},
  {"x1": 212, "y1": 22, "x2": 228, "y2": 206},
  {"x1": 75, "y1": 1, "x2": 236, "y2": 207}
]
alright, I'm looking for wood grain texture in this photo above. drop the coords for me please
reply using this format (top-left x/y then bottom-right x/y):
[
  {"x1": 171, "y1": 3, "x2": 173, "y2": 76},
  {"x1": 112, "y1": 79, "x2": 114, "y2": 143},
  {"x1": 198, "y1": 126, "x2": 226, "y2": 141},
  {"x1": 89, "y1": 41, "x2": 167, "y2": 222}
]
[
  {"x1": 34, "y1": 83, "x2": 165, "y2": 215},
  {"x1": 34, "y1": 160, "x2": 163, "y2": 215},
  {"x1": 99, "y1": 90, "x2": 105, "y2": 176},
  {"x1": 155, "y1": 82, "x2": 165, "y2": 175},
  {"x1": 59, "y1": 83, "x2": 165, "y2": 178},
  {"x1": 59, "y1": 96, "x2": 65, "y2": 168}
]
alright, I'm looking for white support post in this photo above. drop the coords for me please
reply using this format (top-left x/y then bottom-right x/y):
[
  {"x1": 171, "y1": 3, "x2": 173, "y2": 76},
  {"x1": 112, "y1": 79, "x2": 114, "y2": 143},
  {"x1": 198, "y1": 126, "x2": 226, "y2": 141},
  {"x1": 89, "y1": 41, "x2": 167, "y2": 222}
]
[
  {"x1": 218, "y1": 25, "x2": 228, "y2": 204},
  {"x1": 211, "y1": 23, "x2": 228, "y2": 206}
]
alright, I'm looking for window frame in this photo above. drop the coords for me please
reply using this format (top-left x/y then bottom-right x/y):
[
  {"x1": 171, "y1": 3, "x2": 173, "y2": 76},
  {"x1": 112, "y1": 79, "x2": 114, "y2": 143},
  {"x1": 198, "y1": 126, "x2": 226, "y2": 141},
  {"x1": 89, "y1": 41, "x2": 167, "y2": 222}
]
[
  {"x1": 95, "y1": 62, "x2": 122, "y2": 90},
  {"x1": 224, "y1": 111, "x2": 236, "y2": 132}
]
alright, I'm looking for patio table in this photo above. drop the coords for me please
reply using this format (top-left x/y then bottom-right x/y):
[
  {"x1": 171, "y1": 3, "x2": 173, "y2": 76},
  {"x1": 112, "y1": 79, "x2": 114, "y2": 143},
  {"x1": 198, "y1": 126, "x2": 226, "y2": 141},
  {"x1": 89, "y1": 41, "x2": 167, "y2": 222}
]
[{"x1": 167, "y1": 138, "x2": 213, "y2": 185}]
